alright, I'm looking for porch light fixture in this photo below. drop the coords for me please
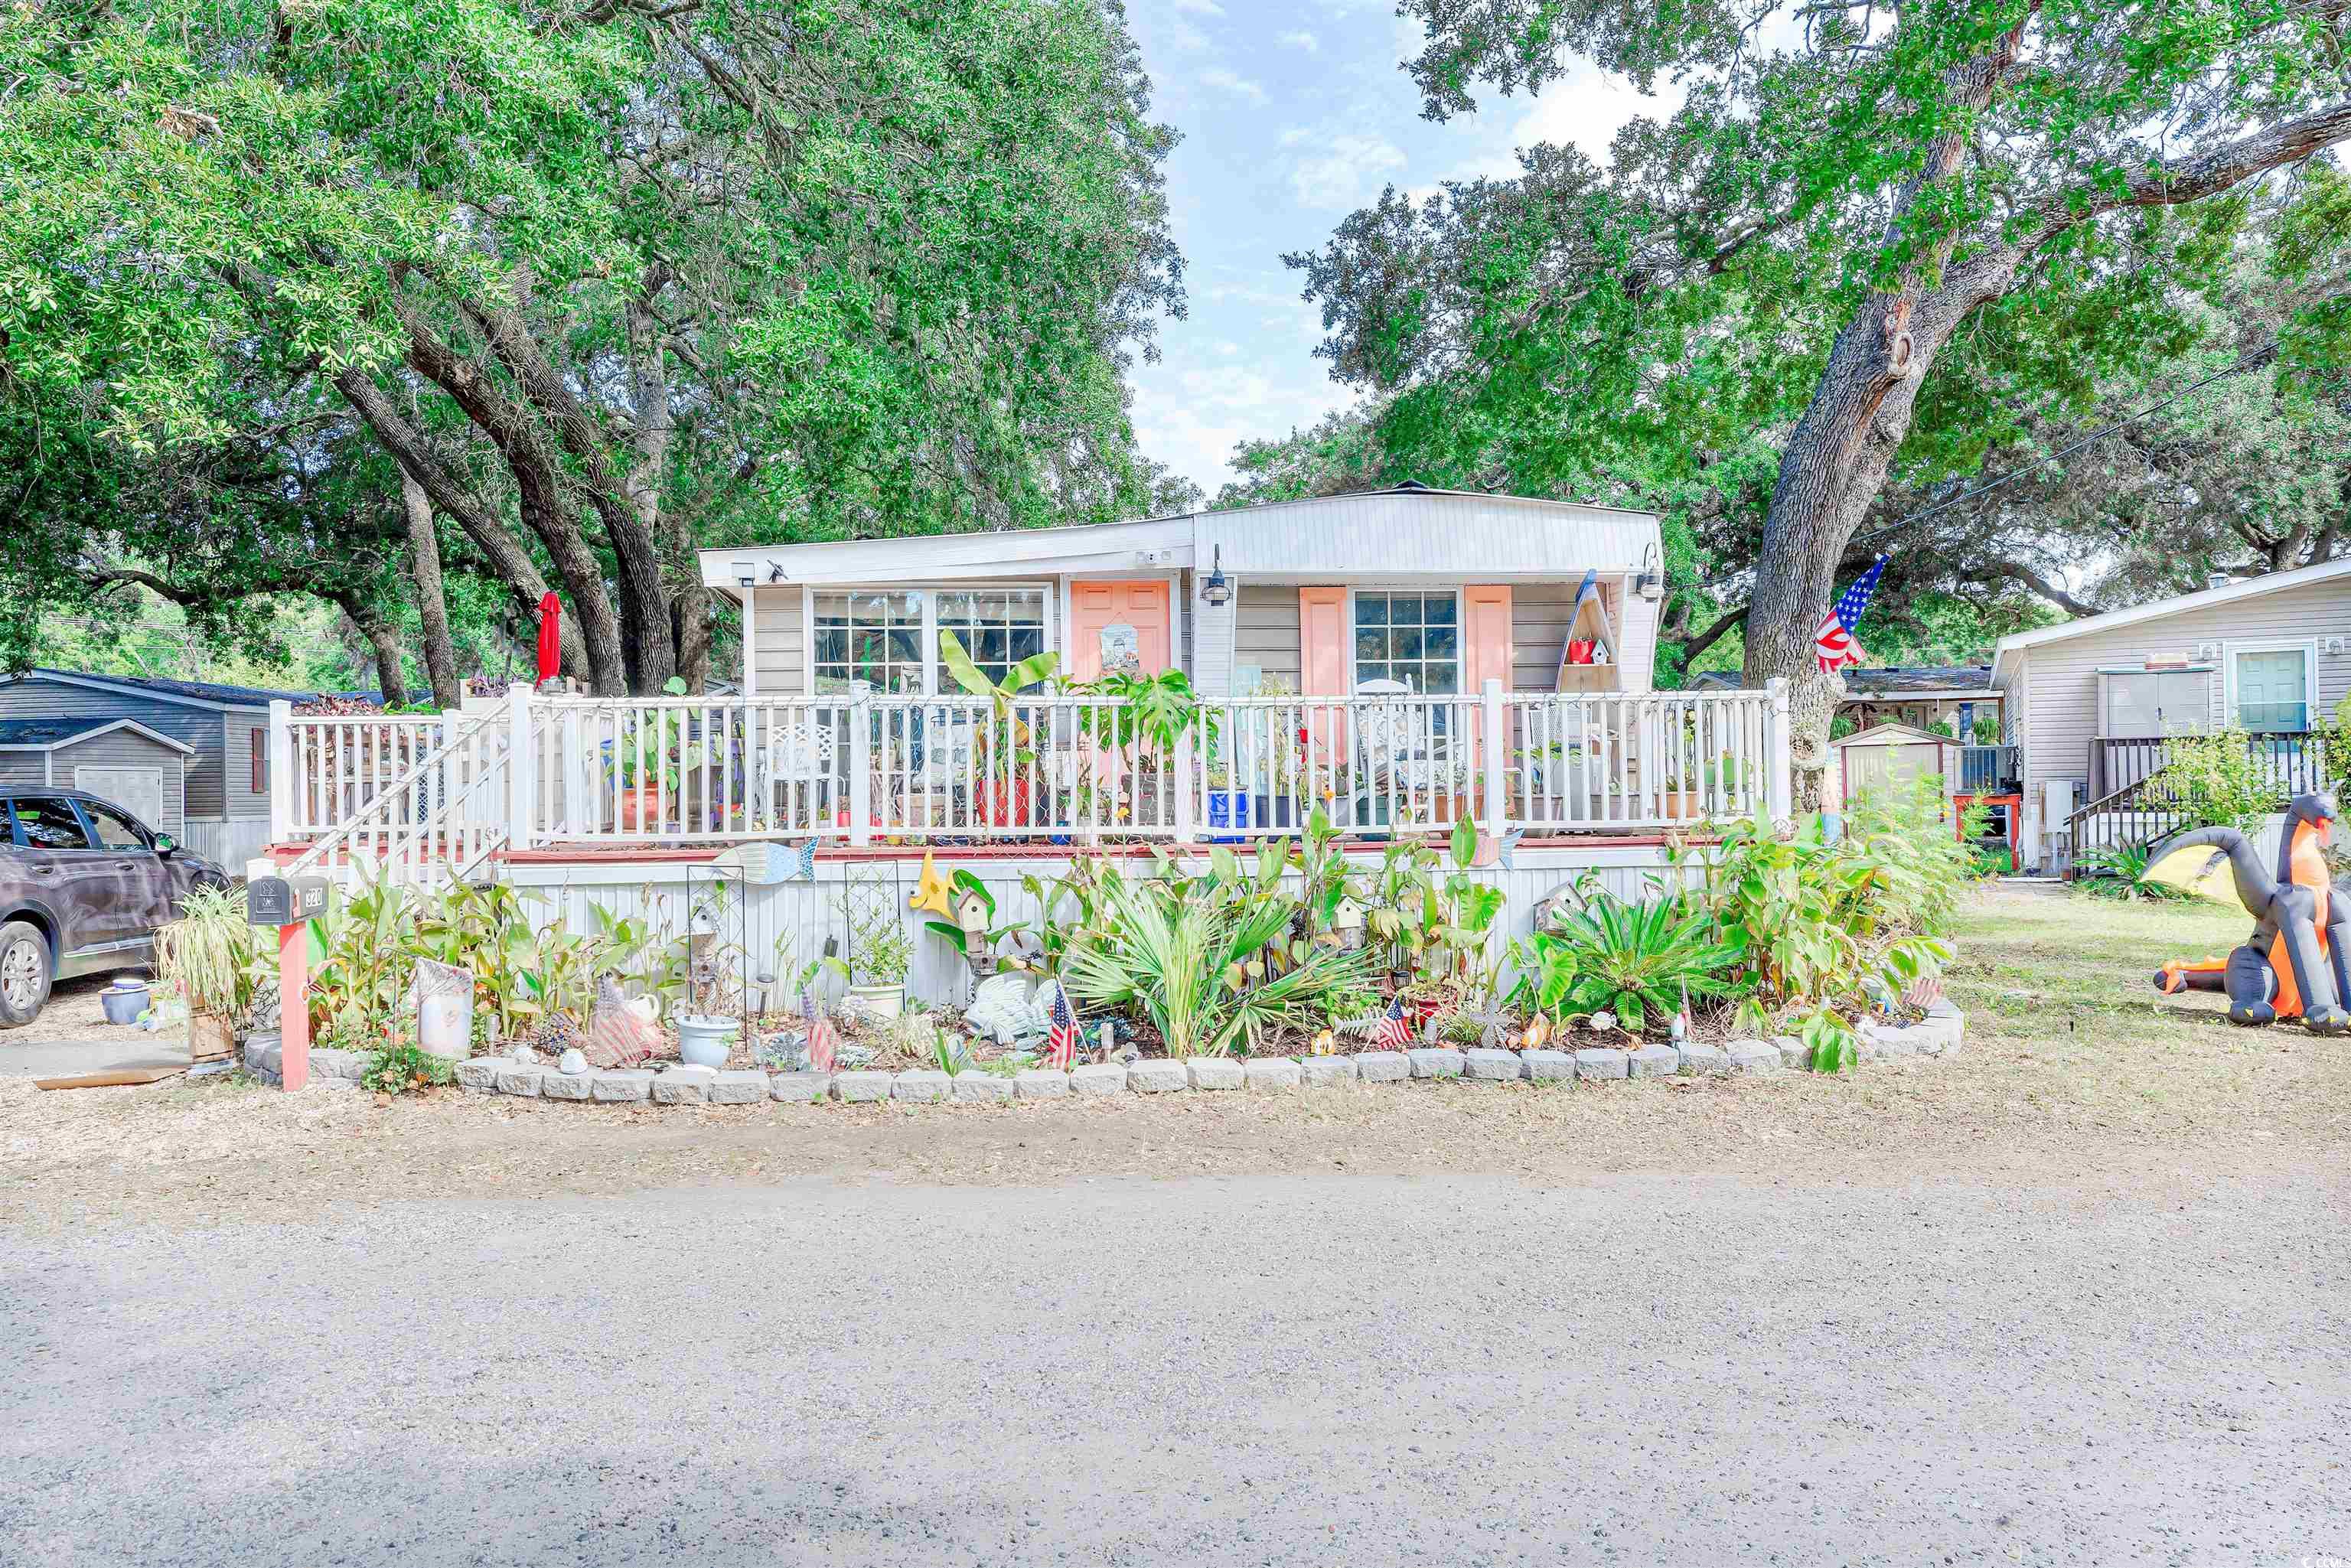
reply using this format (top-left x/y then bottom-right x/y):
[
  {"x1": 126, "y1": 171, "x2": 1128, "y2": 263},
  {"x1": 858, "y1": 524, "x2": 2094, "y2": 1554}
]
[
  {"x1": 1199, "y1": 546, "x2": 1231, "y2": 607},
  {"x1": 1634, "y1": 543, "x2": 1663, "y2": 601},
  {"x1": 732, "y1": 561, "x2": 755, "y2": 588},
  {"x1": 767, "y1": 561, "x2": 788, "y2": 584}
]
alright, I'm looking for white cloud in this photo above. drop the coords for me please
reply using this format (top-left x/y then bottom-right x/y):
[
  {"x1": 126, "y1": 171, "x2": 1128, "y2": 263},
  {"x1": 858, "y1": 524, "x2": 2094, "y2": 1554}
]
[
  {"x1": 1280, "y1": 29, "x2": 1319, "y2": 53},
  {"x1": 1199, "y1": 66, "x2": 1267, "y2": 105},
  {"x1": 1172, "y1": 0, "x2": 1224, "y2": 12},
  {"x1": 1286, "y1": 132, "x2": 1407, "y2": 209}
]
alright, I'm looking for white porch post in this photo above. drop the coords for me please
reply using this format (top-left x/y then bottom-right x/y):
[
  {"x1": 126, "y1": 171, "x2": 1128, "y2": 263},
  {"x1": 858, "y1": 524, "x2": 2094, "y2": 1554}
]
[
  {"x1": 1480, "y1": 678, "x2": 1508, "y2": 834},
  {"x1": 1174, "y1": 725, "x2": 1196, "y2": 843},
  {"x1": 847, "y1": 678, "x2": 872, "y2": 847},
  {"x1": 267, "y1": 699, "x2": 295, "y2": 843},
  {"x1": 506, "y1": 683, "x2": 537, "y2": 851},
  {"x1": 1766, "y1": 677, "x2": 1794, "y2": 822}
]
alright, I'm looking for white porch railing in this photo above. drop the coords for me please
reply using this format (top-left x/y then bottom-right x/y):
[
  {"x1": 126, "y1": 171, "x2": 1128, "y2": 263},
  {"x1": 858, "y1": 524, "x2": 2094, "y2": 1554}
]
[
  {"x1": 272, "y1": 680, "x2": 1793, "y2": 856},
  {"x1": 276, "y1": 712, "x2": 449, "y2": 839},
  {"x1": 276, "y1": 706, "x2": 513, "y2": 885}
]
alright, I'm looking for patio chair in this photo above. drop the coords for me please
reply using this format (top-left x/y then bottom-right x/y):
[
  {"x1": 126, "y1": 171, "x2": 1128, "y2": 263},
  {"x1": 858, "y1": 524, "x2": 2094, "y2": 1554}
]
[
  {"x1": 1352, "y1": 678, "x2": 1469, "y2": 817},
  {"x1": 764, "y1": 720, "x2": 839, "y2": 828}
]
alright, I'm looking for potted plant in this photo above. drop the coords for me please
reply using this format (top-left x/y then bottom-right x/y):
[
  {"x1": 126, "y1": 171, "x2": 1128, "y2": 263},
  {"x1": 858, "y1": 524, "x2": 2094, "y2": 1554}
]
[
  {"x1": 609, "y1": 677, "x2": 703, "y2": 831},
  {"x1": 938, "y1": 630, "x2": 1058, "y2": 827},
  {"x1": 837, "y1": 872, "x2": 914, "y2": 1018},
  {"x1": 152, "y1": 884, "x2": 257, "y2": 1063}
]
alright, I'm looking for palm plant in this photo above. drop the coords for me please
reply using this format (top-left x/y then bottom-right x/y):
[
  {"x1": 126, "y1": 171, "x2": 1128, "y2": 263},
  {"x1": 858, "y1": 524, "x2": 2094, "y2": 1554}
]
[
  {"x1": 1058, "y1": 864, "x2": 1368, "y2": 1058},
  {"x1": 1530, "y1": 886, "x2": 1745, "y2": 1032}
]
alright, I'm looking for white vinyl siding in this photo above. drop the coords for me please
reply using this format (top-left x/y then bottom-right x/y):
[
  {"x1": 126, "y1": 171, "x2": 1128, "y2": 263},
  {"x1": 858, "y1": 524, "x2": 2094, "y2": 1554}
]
[{"x1": 2011, "y1": 575, "x2": 2351, "y2": 812}]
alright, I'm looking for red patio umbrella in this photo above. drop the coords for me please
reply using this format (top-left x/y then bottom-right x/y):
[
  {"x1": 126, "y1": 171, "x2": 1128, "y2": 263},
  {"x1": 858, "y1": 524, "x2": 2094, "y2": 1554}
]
[{"x1": 535, "y1": 592, "x2": 562, "y2": 685}]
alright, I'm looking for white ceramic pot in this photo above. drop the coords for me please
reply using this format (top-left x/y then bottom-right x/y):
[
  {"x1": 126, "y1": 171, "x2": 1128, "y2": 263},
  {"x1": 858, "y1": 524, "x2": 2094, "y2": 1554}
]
[
  {"x1": 848, "y1": 982, "x2": 905, "y2": 1020},
  {"x1": 676, "y1": 1014, "x2": 740, "y2": 1068}
]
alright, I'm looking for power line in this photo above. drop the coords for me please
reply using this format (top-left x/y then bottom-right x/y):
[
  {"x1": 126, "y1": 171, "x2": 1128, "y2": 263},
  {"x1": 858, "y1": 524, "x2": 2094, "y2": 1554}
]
[{"x1": 1848, "y1": 337, "x2": 2284, "y2": 553}]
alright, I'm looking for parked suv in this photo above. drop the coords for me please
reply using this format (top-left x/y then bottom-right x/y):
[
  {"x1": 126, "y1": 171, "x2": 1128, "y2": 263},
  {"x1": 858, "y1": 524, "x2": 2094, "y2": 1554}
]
[{"x1": 0, "y1": 791, "x2": 230, "y2": 1028}]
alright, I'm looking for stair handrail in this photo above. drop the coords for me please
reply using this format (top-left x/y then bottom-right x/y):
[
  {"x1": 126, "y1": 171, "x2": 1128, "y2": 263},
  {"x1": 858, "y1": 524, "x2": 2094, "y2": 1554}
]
[{"x1": 282, "y1": 707, "x2": 510, "y2": 882}]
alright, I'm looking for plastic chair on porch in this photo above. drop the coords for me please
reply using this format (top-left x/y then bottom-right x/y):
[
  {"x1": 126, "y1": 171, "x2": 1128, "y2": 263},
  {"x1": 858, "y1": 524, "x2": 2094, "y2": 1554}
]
[
  {"x1": 1352, "y1": 678, "x2": 1467, "y2": 820},
  {"x1": 764, "y1": 720, "x2": 839, "y2": 831}
]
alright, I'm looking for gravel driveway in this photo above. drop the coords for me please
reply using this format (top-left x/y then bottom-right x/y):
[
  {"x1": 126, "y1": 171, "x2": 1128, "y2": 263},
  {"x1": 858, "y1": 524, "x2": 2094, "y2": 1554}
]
[
  {"x1": 3, "y1": 1171, "x2": 2343, "y2": 1566},
  {"x1": 2, "y1": 892, "x2": 2345, "y2": 1563}
]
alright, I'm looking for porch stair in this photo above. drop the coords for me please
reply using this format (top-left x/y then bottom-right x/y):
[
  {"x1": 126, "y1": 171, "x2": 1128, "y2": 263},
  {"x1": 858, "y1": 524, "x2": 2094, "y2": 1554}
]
[
  {"x1": 273, "y1": 707, "x2": 512, "y2": 888},
  {"x1": 2062, "y1": 776, "x2": 2190, "y2": 875}
]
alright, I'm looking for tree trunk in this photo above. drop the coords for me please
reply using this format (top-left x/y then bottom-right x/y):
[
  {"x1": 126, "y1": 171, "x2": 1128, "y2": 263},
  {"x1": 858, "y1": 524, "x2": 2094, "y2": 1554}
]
[
  {"x1": 340, "y1": 598, "x2": 409, "y2": 708},
  {"x1": 400, "y1": 472, "x2": 465, "y2": 709}
]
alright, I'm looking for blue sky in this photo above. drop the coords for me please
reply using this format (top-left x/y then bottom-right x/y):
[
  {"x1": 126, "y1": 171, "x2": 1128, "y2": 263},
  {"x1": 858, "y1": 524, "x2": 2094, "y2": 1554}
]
[{"x1": 1122, "y1": 0, "x2": 1678, "y2": 497}]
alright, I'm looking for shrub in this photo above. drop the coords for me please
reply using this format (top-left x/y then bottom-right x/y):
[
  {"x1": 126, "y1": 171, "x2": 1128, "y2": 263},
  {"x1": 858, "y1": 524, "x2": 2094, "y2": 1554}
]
[
  {"x1": 362, "y1": 1038, "x2": 456, "y2": 1095},
  {"x1": 1059, "y1": 860, "x2": 1368, "y2": 1058},
  {"x1": 2141, "y1": 729, "x2": 2277, "y2": 831},
  {"x1": 1508, "y1": 882, "x2": 1744, "y2": 1032}
]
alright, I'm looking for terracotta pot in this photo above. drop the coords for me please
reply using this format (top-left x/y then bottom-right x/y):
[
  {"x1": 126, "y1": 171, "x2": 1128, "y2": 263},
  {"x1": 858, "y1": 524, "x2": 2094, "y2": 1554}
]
[
  {"x1": 1662, "y1": 789, "x2": 1700, "y2": 821},
  {"x1": 618, "y1": 785, "x2": 662, "y2": 831}
]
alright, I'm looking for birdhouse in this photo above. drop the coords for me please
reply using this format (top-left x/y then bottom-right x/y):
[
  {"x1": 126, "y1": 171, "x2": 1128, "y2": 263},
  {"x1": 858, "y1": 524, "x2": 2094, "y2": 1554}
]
[
  {"x1": 954, "y1": 888, "x2": 993, "y2": 934},
  {"x1": 1332, "y1": 896, "x2": 1365, "y2": 932}
]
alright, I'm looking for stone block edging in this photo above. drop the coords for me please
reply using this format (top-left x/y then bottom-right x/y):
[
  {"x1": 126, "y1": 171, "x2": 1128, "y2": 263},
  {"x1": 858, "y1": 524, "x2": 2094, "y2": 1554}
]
[{"x1": 439, "y1": 1008, "x2": 1965, "y2": 1110}]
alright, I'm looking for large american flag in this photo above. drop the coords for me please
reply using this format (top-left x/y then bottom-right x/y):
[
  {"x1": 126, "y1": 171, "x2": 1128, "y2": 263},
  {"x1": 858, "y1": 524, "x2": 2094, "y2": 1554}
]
[
  {"x1": 1815, "y1": 554, "x2": 1889, "y2": 673},
  {"x1": 1370, "y1": 996, "x2": 1414, "y2": 1051},
  {"x1": 802, "y1": 987, "x2": 837, "y2": 1074},
  {"x1": 1045, "y1": 979, "x2": 1080, "y2": 1071}
]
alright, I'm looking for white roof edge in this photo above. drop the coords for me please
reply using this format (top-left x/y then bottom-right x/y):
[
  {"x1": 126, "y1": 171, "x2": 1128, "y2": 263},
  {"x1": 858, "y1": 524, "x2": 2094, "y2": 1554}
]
[
  {"x1": 0, "y1": 717, "x2": 198, "y2": 754},
  {"x1": 1991, "y1": 556, "x2": 2351, "y2": 681}
]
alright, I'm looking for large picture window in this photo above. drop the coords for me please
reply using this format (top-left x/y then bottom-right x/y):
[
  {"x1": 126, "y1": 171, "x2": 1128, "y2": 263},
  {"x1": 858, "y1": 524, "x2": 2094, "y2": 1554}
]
[
  {"x1": 936, "y1": 590, "x2": 1048, "y2": 687},
  {"x1": 810, "y1": 587, "x2": 1050, "y2": 695},
  {"x1": 1353, "y1": 590, "x2": 1459, "y2": 694}
]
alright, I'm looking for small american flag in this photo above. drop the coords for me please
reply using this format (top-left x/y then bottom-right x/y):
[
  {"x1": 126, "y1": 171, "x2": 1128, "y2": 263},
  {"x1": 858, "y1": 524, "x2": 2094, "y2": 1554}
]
[
  {"x1": 1815, "y1": 554, "x2": 1888, "y2": 673},
  {"x1": 1045, "y1": 979, "x2": 1080, "y2": 1071},
  {"x1": 802, "y1": 987, "x2": 837, "y2": 1074},
  {"x1": 1370, "y1": 996, "x2": 1414, "y2": 1051},
  {"x1": 1901, "y1": 973, "x2": 1943, "y2": 1011}
]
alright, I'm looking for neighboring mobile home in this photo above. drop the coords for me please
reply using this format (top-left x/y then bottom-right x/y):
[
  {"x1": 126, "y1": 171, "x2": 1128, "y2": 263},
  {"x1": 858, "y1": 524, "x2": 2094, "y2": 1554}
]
[
  {"x1": 0, "y1": 670, "x2": 308, "y2": 867},
  {"x1": 1991, "y1": 559, "x2": 2351, "y2": 869}
]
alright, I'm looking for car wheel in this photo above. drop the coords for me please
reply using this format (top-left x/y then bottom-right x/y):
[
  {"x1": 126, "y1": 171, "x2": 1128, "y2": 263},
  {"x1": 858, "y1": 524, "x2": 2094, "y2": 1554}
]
[{"x1": 0, "y1": 920, "x2": 53, "y2": 1029}]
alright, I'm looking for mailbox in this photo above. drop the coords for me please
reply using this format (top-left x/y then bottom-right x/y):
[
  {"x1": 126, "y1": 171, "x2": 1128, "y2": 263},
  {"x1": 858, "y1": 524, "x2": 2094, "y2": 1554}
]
[{"x1": 247, "y1": 875, "x2": 330, "y2": 927}]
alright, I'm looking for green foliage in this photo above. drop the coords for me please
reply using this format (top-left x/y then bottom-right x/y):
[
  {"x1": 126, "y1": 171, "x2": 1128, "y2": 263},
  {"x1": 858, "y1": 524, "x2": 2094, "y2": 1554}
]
[
  {"x1": 1058, "y1": 862, "x2": 1369, "y2": 1058},
  {"x1": 1513, "y1": 881, "x2": 1745, "y2": 1032},
  {"x1": 362, "y1": 1039, "x2": 457, "y2": 1096},
  {"x1": 0, "y1": 0, "x2": 1192, "y2": 683},
  {"x1": 1672, "y1": 779, "x2": 1975, "y2": 1027},
  {"x1": 834, "y1": 871, "x2": 912, "y2": 987},
  {"x1": 152, "y1": 884, "x2": 262, "y2": 1018},
  {"x1": 2141, "y1": 730, "x2": 2283, "y2": 830},
  {"x1": 2074, "y1": 843, "x2": 2186, "y2": 901}
]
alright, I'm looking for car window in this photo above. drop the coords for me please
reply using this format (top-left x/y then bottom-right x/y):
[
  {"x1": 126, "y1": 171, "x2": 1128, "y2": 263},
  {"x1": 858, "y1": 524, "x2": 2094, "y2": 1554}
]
[
  {"x1": 83, "y1": 803, "x2": 149, "y2": 851},
  {"x1": 11, "y1": 797, "x2": 94, "y2": 851}
]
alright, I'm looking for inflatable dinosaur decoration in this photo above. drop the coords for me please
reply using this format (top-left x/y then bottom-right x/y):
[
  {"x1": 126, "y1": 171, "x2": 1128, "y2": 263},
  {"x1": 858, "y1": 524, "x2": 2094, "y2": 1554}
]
[{"x1": 2146, "y1": 791, "x2": 2349, "y2": 1033}]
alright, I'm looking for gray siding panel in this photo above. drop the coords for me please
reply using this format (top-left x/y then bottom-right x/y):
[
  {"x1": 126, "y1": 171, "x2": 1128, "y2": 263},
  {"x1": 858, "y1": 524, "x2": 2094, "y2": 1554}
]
[
  {"x1": 223, "y1": 711, "x2": 271, "y2": 818},
  {"x1": 0, "y1": 753, "x2": 52, "y2": 789},
  {"x1": 1233, "y1": 585, "x2": 1303, "y2": 691},
  {"x1": 0, "y1": 677, "x2": 229, "y2": 816}
]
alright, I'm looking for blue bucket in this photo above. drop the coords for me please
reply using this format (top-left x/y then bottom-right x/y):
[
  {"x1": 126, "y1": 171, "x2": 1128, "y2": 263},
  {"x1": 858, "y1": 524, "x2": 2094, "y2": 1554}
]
[{"x1": 101, "y1": 978, "x2": 151, "y2": 1026}]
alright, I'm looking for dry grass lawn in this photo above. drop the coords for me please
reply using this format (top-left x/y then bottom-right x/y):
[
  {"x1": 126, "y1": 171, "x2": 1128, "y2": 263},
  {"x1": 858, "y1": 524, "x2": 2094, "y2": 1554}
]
[{"x1": 3, "y1": 889, "x2": 2343, "y2": 1231}]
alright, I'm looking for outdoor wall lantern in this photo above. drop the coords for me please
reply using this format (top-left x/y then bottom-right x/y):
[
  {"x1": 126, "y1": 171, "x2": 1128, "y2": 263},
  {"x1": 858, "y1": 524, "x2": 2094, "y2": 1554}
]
[
  {"x1": 1634, "y1": 543, "x2": 1663, "y2": 601},
  {"x1": 1199, "y1": 545, "x2": 1232, "y2": 607},
  {"x1": 732, "y1": 561, "x2": 755, "y2": 588}
]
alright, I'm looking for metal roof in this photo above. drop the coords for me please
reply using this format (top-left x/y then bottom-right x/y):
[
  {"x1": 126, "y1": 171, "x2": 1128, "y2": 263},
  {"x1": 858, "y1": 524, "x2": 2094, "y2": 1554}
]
[
  {"x1": 697, "y1": 487, "x2": 1661, "y2": 589},
  {"x1": 3, "y1": 667, "x2": 310, "y2": 709}
]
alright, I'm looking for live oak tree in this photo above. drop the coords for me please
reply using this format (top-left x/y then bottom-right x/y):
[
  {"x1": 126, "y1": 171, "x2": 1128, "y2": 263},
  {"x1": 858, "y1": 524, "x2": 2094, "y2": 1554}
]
[
  {"x1": 2, "y1": 0, "x2": 1191, "y2": 693},
  {"x1": 1292, "y1": 0, "x2": 2351, "y2": 793}
]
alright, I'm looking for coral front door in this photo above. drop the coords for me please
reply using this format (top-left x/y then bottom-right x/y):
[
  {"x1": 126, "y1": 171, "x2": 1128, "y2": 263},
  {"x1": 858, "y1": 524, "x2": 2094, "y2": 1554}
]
[{"x1": 1067, "y1": 581, "x2": 1172, "y2": 679}]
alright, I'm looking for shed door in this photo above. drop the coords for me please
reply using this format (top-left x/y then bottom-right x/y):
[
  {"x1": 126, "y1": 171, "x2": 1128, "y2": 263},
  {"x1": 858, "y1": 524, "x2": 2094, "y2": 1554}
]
[{"x1": 75, "y1": 766, "x2": 168, "y2": 830}]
